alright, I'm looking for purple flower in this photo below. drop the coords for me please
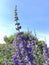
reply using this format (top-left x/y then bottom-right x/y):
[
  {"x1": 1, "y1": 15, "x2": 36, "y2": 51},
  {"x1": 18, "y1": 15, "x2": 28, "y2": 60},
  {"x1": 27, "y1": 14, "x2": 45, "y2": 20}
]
[
  {"x1": 13, "y1": 60, "x2": 19, "y2": 65},
  {"x1": 44, "y1": 55, "x2": 48, "y2": 60},
  {"x1": 46, "y1": 60, "x2": 49, "y2": 64},
  {"x1": 21, "y1": 48, "x2": 25, "y2": 55},
  {"x1": 42, "y1": 42, "x2": 49, "y2": 65},
  {"x1": 48, "y1": 53, "x2": 49, "y2": 58},
  {"x1": 12, "y1": 55, "x2": 17, "y2": 60},
  {"x1": 27, "y1": 53, "x2": 35, "y2": 61},
  {"x1": 19, "y1": 43, "x2": 23, "y2": 49},
  {"x1": 12, "y1": 55, "x2": 20, "y2": 65},
  {"x1": 23, "y1": 41, "x2": 28, "y2": 47},
  {"x1": 31, "y1": 40, "x2": 36, "y2": 45},
  {"x1": 43, "y1": 48, "x2": 48, "y2": 54},
  {"x1": 42, "y1": 46, "x2": 48, "y2": 60},
  {"x1": 43, "y1": 60, "x2": 49, "y2": 65},
  {"x1": 17, "y1": 32, "x2": 24, "y2": 35},
  {"x1": 4, "y1": 58, "x2": 9, "y2": 65},
  {"x1": 17, "y1": 37, "x2": 22, "y2": 41},
  {"x1": 20, "y1": 36, "x2": 27, "y2": 40},
  {"x1": 26, "y1": 47, "x2": 32, "y2": 53}
]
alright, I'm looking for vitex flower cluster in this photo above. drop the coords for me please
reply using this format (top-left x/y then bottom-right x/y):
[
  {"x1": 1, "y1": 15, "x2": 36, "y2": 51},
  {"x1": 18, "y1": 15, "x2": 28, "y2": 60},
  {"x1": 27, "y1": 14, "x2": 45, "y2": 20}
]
[
  {"x1": 42, "y1": 41, "x2": 49, "y2": 65},
  {"x1": 12, "y1": 31, "x2": 37, "y2": 65}
]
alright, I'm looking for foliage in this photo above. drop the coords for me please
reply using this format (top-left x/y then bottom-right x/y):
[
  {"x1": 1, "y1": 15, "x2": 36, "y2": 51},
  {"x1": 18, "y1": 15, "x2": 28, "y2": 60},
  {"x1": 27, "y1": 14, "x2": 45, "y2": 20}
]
[{"x1": 4, "y1": 35, "x2": 14, "y2": 44}]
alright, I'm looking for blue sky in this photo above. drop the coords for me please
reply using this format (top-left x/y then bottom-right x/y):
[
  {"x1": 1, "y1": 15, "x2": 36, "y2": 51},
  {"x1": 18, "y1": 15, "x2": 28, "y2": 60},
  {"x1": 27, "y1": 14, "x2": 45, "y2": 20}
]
[{"x1": 0, "y1": 0, "x2": 49, "y2": 46}]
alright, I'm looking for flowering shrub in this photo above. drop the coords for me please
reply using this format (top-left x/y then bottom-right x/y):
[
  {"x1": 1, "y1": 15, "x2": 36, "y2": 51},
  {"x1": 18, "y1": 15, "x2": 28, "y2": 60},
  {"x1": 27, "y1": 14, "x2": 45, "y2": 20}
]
[
  {"x1": 12, "y1": 32, "x2": 37, "y2": 65},
  {"x1": 3, "y1": 6, "x2": 49, "y2": 65},
  {"x1": 4, "y1": 31, "x2": 49, "y2": 65},
  {"x1": 0, "y1": 31, "x2": 47, "y2": 65}
]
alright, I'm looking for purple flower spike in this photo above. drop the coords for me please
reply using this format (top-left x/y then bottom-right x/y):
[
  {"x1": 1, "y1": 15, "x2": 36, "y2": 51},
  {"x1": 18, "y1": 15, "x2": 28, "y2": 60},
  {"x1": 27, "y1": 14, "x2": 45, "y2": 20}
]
[
  {"x1": 12, "y1": 31, "x2": 37, "y2": 65},
  {"x1": 48, "y1": 53, "x2": 49, "y2": 58},
  {"x1": 12, "y1": 55, "x2": 17, "y2": 60},
  {"x1": 17, "y1": 37, "x2": 22, "y2": 41},
  {"x1": 19, "y1": 43, "x2": 23, "y2": 49},
  {"x1": 17, "y1": 32, "x2": 24, "y2": 35},
  {"x1": 42, "y1": 41, "x2": 47, "y2": 47},
  {"x1": 27, "y1": 53, "x2": 35, "y2": 61},
  {"x1": 12, "y1": 55, "x2": 20, "y2": 65},
  {"x1": 23, "y1": 41, "x2": 28, "y2": 47},
  {"x1": 20, "y1": 36, "x2": 27, "y2": 40},
  {"x1": 26, "y1": 47, "x2": 32, "y2": 53}
]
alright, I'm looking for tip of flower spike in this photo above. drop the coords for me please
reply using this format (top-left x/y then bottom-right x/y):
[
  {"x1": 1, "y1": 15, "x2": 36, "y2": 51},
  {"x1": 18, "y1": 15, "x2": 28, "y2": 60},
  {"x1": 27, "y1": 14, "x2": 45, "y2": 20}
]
[
  {"x1": 42, "y1": 42, "x2": 47, "y2": 47},
  {"x1": 17, "y1": 32, "x2": 24, "y2": 35}
]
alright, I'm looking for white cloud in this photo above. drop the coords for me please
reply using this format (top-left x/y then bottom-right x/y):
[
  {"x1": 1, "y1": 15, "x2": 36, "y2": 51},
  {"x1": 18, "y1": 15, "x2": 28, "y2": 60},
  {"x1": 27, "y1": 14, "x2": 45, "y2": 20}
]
[{"x1": 0, "y1": 31, "x2": 9, "y2": 44}]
